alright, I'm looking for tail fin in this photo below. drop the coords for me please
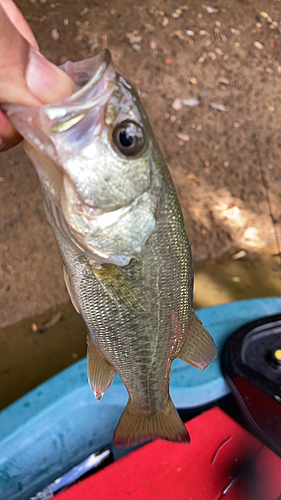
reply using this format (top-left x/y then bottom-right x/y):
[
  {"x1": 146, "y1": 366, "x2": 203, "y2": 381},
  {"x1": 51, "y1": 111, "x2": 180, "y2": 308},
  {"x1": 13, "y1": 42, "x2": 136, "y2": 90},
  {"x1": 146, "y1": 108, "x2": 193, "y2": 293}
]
[{"x1": 113, "y1": 399, "x2": 190, "y2": 448}]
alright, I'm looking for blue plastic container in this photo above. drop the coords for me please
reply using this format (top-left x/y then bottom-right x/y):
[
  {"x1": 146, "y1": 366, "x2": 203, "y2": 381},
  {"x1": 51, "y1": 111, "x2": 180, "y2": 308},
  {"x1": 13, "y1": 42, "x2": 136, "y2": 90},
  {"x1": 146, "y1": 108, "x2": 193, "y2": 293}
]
[{"x1": 1, "y1": 298, "x2": 281, "y2": 500}]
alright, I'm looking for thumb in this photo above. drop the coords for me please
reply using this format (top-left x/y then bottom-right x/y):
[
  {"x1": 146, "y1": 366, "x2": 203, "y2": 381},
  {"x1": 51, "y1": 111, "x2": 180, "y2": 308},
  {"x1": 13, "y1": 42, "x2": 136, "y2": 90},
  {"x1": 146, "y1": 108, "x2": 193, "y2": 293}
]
[
  {"x1": 0, "y1": 8, "x2": 75, "y2": 105},
  {"x1": 0, "y1": 2, "x2": 75, "y2": 149}
]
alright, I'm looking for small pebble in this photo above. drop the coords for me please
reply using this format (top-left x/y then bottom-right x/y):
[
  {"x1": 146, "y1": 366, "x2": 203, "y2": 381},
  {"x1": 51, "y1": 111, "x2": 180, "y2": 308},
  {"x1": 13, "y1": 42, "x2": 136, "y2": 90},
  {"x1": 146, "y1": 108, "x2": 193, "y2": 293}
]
[
  {"x1": 182, "y1": 98, "x2": 200, "y2": 106},
  {"x1": 254, "y1": 41, "x2": 264, "y2": 50},
  {"x1": 189, "y1": 77, "x2": 197, "y2": 85},
  {"x1": 218, "y1": 77, "x2": 230, "y2": 85},
  {"x1": 51, "y1": 28, "x2": 60, "y2": 40},
  {"x1": 172, "y1": 98, "x2": 182, "y2": 110},
  {"x1": 129, "y1": 35, "x2": 142, "y2": 43},
  {"x1": 198, "y1": 53, "x2": 207, "y2": 63},
  {"x1": 268, "y1": 106, "x2": 275, "y2": 112},
  {"x1": 210, "y1": 103, "x2": 226, "y2": 111},
  {"x1": 230, "y1": 27, "x2": 241, "y2": 35},
  {"x1": 232, "y1": 250, "x2": 246, "y2": 260},
  {"x1": 176, "y1": 133, "x2": 190, "y2": 141},
  {"x1": 215, "y1": 48, "x2": 224, "y2": 56},
  {"x1": 202, "y1": 5, "x2": 218, "y2": 14}
]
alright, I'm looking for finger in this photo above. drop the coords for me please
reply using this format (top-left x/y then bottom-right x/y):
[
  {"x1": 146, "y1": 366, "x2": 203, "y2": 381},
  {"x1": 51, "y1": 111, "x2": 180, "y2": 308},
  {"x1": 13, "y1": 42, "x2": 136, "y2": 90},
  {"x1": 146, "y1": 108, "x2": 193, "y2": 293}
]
[
  {"x1": 0, "y1": 0, "x2": 39, "y2": 49},
  {"x1": 0, "y1": 3, "x2": 76, "y2": 150},
  {"x1": 0, "y1": 8, "x2": 75, "y2": 105},
  {"x1": 0, "y1": 111, "x2": 22, "y2": 151}
]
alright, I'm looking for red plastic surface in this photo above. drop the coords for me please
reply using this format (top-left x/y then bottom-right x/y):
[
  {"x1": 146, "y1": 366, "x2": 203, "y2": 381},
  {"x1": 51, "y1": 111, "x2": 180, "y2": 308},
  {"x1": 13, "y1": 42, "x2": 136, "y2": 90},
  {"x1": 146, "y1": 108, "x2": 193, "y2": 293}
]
[{"x1": 57, "y1": 407, "x2": 281, "y2": 500}]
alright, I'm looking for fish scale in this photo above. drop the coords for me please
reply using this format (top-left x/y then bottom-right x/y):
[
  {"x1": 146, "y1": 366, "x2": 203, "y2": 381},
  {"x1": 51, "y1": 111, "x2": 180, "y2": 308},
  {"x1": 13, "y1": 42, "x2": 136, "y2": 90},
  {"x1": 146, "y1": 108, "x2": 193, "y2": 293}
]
[{"x1": 3, "y1": 49, "x2": 217, "y2": 447}]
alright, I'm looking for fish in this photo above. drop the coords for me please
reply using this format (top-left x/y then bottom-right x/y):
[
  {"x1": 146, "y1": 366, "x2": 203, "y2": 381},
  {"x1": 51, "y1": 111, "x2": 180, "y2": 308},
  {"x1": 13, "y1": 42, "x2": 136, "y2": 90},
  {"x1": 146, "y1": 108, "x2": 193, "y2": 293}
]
[{"x1": 3, "y1": 49, "x2": 217, "y2": 447}]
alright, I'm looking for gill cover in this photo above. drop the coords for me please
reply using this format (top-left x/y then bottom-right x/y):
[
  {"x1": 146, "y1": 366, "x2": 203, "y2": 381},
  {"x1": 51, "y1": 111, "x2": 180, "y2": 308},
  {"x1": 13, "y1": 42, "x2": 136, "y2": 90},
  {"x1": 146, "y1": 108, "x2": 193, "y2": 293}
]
[{"x1": 3, "y1": 50, "x2": 159, "y2": 266}]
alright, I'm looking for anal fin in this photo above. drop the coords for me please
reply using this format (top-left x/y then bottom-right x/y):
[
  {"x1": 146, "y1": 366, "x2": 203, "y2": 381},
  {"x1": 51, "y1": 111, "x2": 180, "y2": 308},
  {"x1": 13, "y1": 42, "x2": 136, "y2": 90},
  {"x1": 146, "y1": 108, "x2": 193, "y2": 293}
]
[
  {"x1": 178, "y1": 312, "x2": 217, "y2": 370},
  {"x1": 87, "y1": 335, "x2": 116, "y2": 401}
]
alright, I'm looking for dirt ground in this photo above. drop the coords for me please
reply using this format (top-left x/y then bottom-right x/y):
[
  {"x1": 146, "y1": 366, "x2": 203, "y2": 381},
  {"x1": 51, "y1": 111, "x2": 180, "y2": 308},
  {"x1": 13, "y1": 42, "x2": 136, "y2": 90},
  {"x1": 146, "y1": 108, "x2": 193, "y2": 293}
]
[{"x1": 1, "y1": 0, "x2": 281, "y2": 327}]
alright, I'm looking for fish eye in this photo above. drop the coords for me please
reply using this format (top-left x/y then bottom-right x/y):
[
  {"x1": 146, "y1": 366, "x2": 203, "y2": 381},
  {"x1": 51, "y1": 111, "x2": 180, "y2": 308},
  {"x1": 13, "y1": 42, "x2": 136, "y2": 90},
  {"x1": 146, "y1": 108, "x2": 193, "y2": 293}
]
[{"x1": 112, "y1": 120, "x2": 146, "y2": 158}]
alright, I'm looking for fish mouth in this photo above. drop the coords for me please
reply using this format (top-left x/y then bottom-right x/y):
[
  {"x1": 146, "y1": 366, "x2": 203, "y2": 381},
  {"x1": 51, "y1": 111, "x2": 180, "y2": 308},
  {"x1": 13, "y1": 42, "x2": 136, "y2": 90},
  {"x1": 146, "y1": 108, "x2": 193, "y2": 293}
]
[
  {"x1": 60, "y1": 49, "x2": 113, "y2": 93},
  {"x1": 44, "y1": 49, "x2": 116, "y2": 137}
]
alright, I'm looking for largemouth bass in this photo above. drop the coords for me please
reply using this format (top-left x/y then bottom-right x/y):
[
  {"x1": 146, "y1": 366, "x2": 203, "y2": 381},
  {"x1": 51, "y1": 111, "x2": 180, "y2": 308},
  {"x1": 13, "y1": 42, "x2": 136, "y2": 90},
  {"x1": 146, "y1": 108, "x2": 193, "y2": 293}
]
[{"x1": 4, "y1": 50, "x2": 217, "y2": 447}]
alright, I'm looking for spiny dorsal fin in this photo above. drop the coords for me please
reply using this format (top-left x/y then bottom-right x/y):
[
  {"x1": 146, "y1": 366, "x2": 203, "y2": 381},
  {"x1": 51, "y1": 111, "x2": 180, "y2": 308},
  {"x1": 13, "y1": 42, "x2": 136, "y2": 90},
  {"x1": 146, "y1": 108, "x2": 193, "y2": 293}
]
[
  {"x1": 87, "y1": 335, "x2": 116, "y2": 401},
  {"x1": 177, "y1": 312, "x2": 217, "y2": 370},
  {"x1": 91, "y1": 263, "x2": 147, "y2": 311}
]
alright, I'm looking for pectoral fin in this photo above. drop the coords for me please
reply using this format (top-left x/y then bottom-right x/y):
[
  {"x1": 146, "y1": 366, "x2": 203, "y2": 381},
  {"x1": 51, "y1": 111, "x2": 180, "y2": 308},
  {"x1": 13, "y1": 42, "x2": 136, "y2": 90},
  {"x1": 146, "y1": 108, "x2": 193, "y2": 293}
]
[
  {"x1": 63, "y1": 265, "x2": 80, "y2": 314},
  {"x1": 87, "y1": 335, "x2": 116, "y2": 401},
  {"x1": 178, "y1": 312, "x2": 217, "y2": 370},
  {"x1": 91, "y1": 263, "x2": 147, "y2": 311}
]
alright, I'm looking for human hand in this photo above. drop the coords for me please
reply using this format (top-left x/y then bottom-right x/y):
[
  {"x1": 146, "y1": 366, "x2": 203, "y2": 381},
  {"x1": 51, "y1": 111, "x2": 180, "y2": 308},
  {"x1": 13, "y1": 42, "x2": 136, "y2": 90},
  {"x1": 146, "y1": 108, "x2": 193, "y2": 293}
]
[{"x1": 0, "y1": 0, "x2": 75, "y2": 151}]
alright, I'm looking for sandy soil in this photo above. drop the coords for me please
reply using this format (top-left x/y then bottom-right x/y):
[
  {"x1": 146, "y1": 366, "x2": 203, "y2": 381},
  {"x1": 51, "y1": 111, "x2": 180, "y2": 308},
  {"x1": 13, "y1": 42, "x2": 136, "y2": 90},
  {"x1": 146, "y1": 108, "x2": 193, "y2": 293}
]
[{"x1": 1, "y1": 0, "x2": 281, "y2": 328}]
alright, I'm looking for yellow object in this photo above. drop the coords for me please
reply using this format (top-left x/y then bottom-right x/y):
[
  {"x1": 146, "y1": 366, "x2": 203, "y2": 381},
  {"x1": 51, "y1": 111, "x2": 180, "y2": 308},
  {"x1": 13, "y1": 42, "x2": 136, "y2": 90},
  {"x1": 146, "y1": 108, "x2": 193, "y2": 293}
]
[{"x1": 274, "y1": 349, "x2": 281, "y2": 361}]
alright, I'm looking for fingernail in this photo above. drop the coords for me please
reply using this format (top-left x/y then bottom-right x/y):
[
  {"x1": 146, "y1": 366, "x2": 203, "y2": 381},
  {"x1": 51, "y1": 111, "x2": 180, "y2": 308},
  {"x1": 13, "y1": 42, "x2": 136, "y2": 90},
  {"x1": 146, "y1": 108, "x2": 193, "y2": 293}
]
[{"x1": 26, "y1": 49, "x2": 76, "y2": 104}]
